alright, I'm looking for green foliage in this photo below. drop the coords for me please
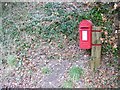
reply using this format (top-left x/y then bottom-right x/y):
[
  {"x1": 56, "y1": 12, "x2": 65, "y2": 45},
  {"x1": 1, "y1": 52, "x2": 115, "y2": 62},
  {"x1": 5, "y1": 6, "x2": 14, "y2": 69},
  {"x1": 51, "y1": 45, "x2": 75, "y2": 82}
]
[
  {"x1": 69, "y1": 66, "x2": 83, "y2": 81},
  {"x1": 7, "y1": 55, "x2": 17, "y2": 67},
  {"x1": 41, "y1": 3, "x2": 79, "y2": 42},
  {"x1": 83, "y1": 3, "x2": 118, "y2": 61}
]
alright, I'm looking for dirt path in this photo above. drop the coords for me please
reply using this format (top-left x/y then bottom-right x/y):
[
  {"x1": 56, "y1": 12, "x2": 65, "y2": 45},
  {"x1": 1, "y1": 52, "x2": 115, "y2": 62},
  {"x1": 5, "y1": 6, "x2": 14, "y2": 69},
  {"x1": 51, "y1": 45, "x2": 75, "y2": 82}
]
[
  {"x1": 0, "y1": 38, "x2": 90, "y2": 88},
  {"x1": 1, "y1": 38, "x2": 118, "y2": 88}
]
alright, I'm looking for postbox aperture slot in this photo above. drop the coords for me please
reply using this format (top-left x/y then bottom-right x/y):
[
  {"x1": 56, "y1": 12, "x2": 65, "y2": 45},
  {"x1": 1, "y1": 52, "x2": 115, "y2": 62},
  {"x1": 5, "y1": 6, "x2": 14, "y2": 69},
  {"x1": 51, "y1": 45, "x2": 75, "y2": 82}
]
[{"x1": 80, "y1": 27, "x2": 89, "y2": 29}]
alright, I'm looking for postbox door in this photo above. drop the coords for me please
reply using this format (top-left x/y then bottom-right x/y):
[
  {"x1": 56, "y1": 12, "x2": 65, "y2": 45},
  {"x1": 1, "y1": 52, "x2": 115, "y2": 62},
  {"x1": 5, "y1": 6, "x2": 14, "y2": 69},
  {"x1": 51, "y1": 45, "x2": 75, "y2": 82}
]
[{"x1": 79, "y1": 20, "x2": 92, "y2": 49}]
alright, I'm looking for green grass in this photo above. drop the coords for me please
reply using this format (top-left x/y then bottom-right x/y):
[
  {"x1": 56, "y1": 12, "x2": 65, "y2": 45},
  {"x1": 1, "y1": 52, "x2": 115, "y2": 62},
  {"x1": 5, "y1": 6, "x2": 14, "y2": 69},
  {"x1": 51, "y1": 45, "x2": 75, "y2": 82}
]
[
  {"x1": 69, "y1": 66, "x2": 83, "y2": 81},
  {"x1": 62, "y1": 66, "x2": 84, "y2": 88},
  {"x1": 62, "y1": 80, "x2": 73, "y2": 88}
]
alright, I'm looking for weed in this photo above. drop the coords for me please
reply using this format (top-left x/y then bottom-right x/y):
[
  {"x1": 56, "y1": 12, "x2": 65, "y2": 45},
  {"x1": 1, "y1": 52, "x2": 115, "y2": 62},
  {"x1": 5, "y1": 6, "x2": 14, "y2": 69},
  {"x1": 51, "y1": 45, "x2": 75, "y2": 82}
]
[
  {"x1": 69, "y1": 66, "x2": 83, "y2": 81},
  {"x1": 6, "y1": 55, "x2": 17, "y2": 67},
  {"x1": 41, "y1": 67, "x2": 51, "y2": 74}
]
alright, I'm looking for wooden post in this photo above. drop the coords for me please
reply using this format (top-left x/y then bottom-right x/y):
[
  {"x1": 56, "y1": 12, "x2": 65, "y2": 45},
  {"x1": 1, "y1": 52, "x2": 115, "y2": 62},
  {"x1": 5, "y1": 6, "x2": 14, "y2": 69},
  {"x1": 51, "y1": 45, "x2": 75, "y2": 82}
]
[{"x1": 90, "y1": 26, "x2": 102, "y2": 71}]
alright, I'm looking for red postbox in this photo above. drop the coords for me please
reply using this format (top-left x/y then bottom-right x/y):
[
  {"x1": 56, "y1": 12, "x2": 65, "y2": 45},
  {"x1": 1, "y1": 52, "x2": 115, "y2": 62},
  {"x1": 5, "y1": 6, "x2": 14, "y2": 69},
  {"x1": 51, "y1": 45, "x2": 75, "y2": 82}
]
[{"x1": 79, "y1": 20, "x2": 92, "y2": 49}]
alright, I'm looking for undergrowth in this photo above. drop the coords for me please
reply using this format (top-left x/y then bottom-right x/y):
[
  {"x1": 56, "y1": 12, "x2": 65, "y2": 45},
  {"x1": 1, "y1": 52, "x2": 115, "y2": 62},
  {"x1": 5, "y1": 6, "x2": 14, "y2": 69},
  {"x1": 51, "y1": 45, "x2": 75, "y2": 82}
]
[{"x1": 1, "y1": 2, "x2": 118, "y2": 66}]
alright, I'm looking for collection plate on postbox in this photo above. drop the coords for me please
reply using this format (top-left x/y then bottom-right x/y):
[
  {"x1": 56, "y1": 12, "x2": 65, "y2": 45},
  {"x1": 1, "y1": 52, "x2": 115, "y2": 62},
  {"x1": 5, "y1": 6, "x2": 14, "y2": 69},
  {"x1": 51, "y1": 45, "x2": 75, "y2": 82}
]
[{"x1": 79, "y1": 20, "x2": 92, "y2": 49}]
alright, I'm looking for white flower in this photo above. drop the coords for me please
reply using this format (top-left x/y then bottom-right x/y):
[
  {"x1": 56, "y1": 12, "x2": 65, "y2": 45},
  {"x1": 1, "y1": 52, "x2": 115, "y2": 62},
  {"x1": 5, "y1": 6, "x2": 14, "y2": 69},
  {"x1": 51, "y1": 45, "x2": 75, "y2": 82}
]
[
  {"x1": 114, "y1": 3, "x2": 118, "y2": 10},
  {"x1": 113, "y1": 44, "x2": 117, "y2": 48}
]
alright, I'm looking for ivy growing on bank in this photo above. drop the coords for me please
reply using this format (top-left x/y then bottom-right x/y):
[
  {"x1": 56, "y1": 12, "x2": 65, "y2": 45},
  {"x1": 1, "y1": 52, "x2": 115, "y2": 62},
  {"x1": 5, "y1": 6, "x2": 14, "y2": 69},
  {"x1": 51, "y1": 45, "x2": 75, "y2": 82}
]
[{"x1": 1, "y1": 2, "x2": 118, "y2": 65}]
